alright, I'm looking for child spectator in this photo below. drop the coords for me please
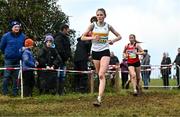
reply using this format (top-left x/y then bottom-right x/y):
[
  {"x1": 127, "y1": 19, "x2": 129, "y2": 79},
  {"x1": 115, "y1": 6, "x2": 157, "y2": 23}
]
[
  {"x1": 22, "y1": 38, "x2": 36, "y2": 97},
  {"x1": 37, "y1": 34, "x2": 62, "y2": 95}
]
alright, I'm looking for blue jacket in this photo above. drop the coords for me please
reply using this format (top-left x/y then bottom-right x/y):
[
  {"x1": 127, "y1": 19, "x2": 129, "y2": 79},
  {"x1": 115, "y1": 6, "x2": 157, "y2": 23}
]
[
  {"x1": 0, "y1": 32, "x2": 25, "y2": 60},
  {"x1": 22, "y1": 48, "x2": 35, "y2": 70}
]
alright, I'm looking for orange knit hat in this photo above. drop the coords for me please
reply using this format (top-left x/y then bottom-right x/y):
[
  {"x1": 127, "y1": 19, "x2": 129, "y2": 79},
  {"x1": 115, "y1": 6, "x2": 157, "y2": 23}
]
[{"x1": 25, "y1": 38, "x2": 34, "y2": 47}]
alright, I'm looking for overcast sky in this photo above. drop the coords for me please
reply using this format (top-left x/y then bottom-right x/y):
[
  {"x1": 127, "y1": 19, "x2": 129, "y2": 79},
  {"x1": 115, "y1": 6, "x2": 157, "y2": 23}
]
[{"x1": 58, "y1": 0, "x2": 180, "y2": 65}]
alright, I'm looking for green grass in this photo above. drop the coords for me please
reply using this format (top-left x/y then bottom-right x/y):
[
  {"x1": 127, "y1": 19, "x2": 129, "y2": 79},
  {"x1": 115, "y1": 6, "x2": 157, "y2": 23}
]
[
  {"x1": 0, "y1": 79, "x2": 179, "y2": 116},
  {"x1": 0, "y1": 90, "x2": 180, "y2": 117},
  {"x1": 149, "y1": 79, "x2": 177, "y2": 86}
]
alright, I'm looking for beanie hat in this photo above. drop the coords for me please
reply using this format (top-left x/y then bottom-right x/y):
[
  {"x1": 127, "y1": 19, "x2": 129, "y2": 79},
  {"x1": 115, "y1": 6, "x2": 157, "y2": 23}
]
[
  {"x1": 144, "y1": 49, "x2": 148, "y2": 52},
  {"x1": 10, "y1": 20, "x2": 21, "y2": 28},
  {"x1": 44, "y1": 35, "x2": 54, "y2": 42},
  {"x1": 25, "y1": 38, "x2": 34, "y2": 47},
  {"x1": 90, "y1": 16, "x2": 97, "y2": 23}
]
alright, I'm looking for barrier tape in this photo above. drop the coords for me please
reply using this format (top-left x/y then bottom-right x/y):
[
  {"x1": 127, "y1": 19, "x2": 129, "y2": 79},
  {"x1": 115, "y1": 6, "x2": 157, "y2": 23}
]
[
  {"x1": 0, "y1": 64, "x2": 174, "y2": 74},
  {"x1": 27, "y1": 68, "x2": 93, "y2": 74},
  {"x1": 0, "y1": 67, "x2": 20, "y2": 70}
]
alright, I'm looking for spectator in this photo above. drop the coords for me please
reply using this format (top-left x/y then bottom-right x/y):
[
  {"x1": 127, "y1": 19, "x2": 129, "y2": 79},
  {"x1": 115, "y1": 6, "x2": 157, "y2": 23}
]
[
  {"x1": 109, "y1": 51, "x2": 119, "y2": 87},
  {"x1": 73, "y1": 37, "x2": 91, "y2": 93},
  {"x1": 161, "y1": 52, "x2": 171, "y2": 88},
  {"x1": 21, "y1": 38, "x2": 36, "y2": 97},
  {"x1": 120, "y1": 56, "x2": 129, "y2": 89},
  {"x1": 37, "y1": 34, "x2": 62, "y2": 95},
  {"x1": 81, "y1": 8, "x2": 122, "y2": 106},
  {"x1": 90, "y1": 16, "x2": 98, "y2": 23},
  {"x1": 73, "y1": 16, "x2": 96, "y2": 93},
  {"x1": 141, "y1": 49, "x2": 151, "y2": 89},
  {"x1": 0, "y1": 20, "x2": 25, "y2": 96},
  {"x1": 54, "y1": 24, "x2": 71, "y2": 95},
  {"x1": 173, "y1": 48, "x2": 180, "y2": 89}
]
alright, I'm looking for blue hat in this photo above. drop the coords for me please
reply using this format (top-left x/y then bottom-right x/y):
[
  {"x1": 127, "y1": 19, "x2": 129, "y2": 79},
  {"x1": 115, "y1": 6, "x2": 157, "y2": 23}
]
[
  {"x1": 44, "y1": 35, "x2": 54, "y2": 42},
  {"x1": 10, "y1": 20, "x2": 21, "y2": 28}
]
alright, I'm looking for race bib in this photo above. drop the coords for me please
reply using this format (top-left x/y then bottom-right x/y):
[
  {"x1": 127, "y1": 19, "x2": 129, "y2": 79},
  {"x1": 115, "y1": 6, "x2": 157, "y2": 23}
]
[
  {"x1": 98, "y1": 39, "x2": 107, "y2": 43},
  {"x1": 128, "y1": 50, "x2": 136, "y2": 59}
]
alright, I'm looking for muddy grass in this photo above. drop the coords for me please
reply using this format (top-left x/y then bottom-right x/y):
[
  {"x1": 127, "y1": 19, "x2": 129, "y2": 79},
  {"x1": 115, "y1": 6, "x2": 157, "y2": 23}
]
[{"x1": 0, "y1": 89, "x2": 180, "y2": 117}]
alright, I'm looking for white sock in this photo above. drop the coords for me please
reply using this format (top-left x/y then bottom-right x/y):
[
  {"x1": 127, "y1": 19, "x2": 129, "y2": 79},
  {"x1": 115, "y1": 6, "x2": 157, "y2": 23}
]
[
  {"x1": 134, "y1": 89, "x2": 137, "y2": 93},
  {"x1": 97, "y1": 96, "x2": 101, "y2": 102}
]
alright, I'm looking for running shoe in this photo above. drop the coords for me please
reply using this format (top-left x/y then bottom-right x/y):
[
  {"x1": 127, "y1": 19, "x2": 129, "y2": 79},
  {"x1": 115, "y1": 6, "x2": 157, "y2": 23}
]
[
  {"x1": 136, "y1": 85, "x2": 142, "y2": 95},
  {"x1": 93, "y1": 99, "x2": 101, "y2": 107},
  {"x1": 133, "y1": 89, "x2": 138, "y2": 96}
]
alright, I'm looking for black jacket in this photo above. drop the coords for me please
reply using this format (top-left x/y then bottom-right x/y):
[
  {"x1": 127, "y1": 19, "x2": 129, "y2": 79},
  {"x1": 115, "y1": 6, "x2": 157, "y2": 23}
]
[
  {"x1": 161, "y1": 57, "x2": 171, "y2": 75},
  {"x1": 37, "y1": 46, "x2": 62, "y2": 69},
  {"x1": 109, "y1": 56, "x2": 119, "y2": 65},
  {"x1": 174, "y1": 53, "x2": 180, "y2": 66},
  {"x1": 74, "y1": 37, "x2": 91, "y2": 62},
  {"x1": 54, "y1": 32, "x2": 71, "y2": 64}
]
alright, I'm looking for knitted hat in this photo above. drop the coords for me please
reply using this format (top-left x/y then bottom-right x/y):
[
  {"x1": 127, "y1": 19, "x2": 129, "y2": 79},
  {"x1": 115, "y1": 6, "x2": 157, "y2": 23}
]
[
  {"x1": 90, "y1": 16, "x2": 97, "y2": 23},
  {"x1": 44, "y1": 35, "x2": 54, "y2": 42},
  {"x1": 10, "y1": 20, "x2": 21, "y2": 28},
  {"x1": 25, "y1": 38, "x2": 34, "y2": 47},
  {"x1": 144, "y1": 49, "x2": 148, "y2": 52}
]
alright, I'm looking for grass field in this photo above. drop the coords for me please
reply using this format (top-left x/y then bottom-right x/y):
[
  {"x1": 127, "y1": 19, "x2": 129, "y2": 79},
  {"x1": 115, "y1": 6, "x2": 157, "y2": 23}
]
[{"x1": 0, "y1": 79, "x2": 180, "y2": 117}]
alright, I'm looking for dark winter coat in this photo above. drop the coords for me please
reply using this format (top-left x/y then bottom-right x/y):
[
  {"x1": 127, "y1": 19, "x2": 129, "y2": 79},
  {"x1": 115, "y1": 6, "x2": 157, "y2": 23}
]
[
  {"x1": 174, "y1": 53, "x2": 180, "y2": 66},
  {"x1": 161, "y1": 57, "x2": 171, "y2": 76},
  {"x1": 37, "y1": 46, "x2": 61, "y2": 69},
  {"x1": 74, "y1": 37, "x2": 91, "y2": 62},
  {"x1": 141, "y1": 53, "x2": 151, "y2": 75},
  {"x1": 54, "y1": 32, "x2": 71, "y2": 64},
  {"x1": 109, "y1": 56, "x2": 119, "y2": 65},
  {"x1": 120, "y1": 59, "x2": 128, "y2": 73},
  {"x1": 0, "y1": 32, "x2": 25, "y2": 60}
]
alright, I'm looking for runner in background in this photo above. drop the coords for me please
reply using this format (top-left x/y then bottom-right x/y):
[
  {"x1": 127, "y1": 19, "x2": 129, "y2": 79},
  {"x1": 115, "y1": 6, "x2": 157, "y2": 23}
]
[{"x1": 123, "y1": 34, "x2": 144, "y2": 96}]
